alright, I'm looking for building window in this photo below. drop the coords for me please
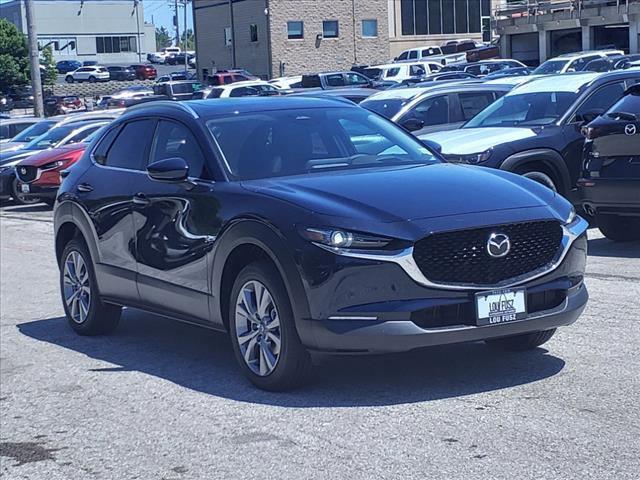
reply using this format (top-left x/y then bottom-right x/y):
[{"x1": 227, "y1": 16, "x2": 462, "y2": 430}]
[
  {"x1": 96, "y1": 36, "x2": 136, "y2": 53},
  {"x1": 224, "y1": 27, "x2": 232, "y2": 46},
  {"x1": 287, "y1": 21, "x2": 304, "y2": 39},
  {"x1": 250, "y1": 24, "x2": 258, "y2": 42},
  {"x1": 362, "y1": 19, "x2": 378, "y2": 38},
  {"x1": 400, "y1": 0, "x2": 487, "y2": 36},
  {"x1": 323, "y1": 20, "x2": 339, "y2": 38}
]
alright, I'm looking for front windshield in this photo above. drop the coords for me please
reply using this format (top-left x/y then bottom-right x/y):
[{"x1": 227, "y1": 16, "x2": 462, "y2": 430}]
[
  {"x1": 205, "y1": 107, "x2": 439, "y2": 180},
  {"x1": 464, "y1": 91, "x2": 579, "y2": 128},
  {"x1": 23, "y1": 125, "x2": 77, "y2": 151},
  {"x1": 360, "y1": 99, "x2": 408, "y2": 118},
  {"x1": 11, "y1": 121, "x2": 55, "y2": 143},
  {"x1": 533, "y1": 60, "x2": 569, "y2": 74}
]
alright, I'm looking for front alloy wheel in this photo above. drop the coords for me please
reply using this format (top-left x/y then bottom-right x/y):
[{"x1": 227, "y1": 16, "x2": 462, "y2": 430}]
[
  {"x1": 229, "y1": 261, "x2": 312, "y2": 390},
  {"x1": 234, "y1": 280, "x2": 281, "y2": 376}
]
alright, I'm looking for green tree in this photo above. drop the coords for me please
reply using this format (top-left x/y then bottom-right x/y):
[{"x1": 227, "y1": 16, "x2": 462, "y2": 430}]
[
  {"x1": 0, "y1": 19, "x2": 29, "y2": 92},
  {"x1": 155, "y1": 26, "x2": 171, "y2": 51},
  {"x1": 179, "y1": 29, "x2": 194, "y2": 51},
  {"x1": 40, "y1": 45, "x2": 57, "y2": 86}
]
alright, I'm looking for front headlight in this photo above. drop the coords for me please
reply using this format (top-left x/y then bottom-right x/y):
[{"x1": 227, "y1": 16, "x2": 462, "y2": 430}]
[
  {"x1": 564, "y1": 206, "x2": 577, "y2": 225},
  {"x1": 301, "y1": 228, "x2": 391, "y2": 249},
  {"x1": 460, "y1": 149, "x2": 492, "y2": 164}
]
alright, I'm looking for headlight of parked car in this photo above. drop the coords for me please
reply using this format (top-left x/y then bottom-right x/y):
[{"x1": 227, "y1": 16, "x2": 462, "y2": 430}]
[
  {"x1": 460, "y1": 149, "x2": 492, "y2": 164},
  {"x1": 301, "y1": 228, "x2": 391, "y2": 249}
]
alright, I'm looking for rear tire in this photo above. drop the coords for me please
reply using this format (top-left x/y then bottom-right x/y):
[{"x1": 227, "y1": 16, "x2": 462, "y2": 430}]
[
  {"x1": 597, "y1": 215, "x2": 640, "y2": 241},
  {"x1": 60, "y1": 238, "x2": 121, "y2": 335},
  {"x1": 229, "y1": 260, "x2": 312, "y2": 391},
  {"x1": 88, "y1": 76, "x2": 97, "y2": 83},
  {"x1": 485, "y1": 329, "x2": 556, "y2": 351}
]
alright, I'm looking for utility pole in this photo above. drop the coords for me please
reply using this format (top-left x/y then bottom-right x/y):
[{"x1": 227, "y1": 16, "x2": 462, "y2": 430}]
[
  {"x1": 183, "y1": 0, "x2": 188, "y2": 72},
  {"x1": 228, "y1": 0, "x2": 236, "y2": 68},
  {"x1": 174, "y1": 0, "x2": 180, "y2": 47},
  {"x1": 134, "y1": 0, "x2": 142, "y2": 62},
  {"x1": 24, "y1": 0, "x2": 44, "y2": 117}
]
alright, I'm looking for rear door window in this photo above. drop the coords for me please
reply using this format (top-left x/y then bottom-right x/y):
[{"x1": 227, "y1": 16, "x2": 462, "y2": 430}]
[
  {"x1": 458, "y1": 92, "x2": 496, "y2": 120},
  {"x1": 404, "y1": 95, "x2": 450, "y2": 126},
  {"x1": 102, "y1": 120, "x2": 156, "y2": 170},
  {"x1": 408, "y1": 50, "x2": 418, "y2": 60},
  {"x1": 345, "y1": 72, "x2": 369, "y2": 86}
]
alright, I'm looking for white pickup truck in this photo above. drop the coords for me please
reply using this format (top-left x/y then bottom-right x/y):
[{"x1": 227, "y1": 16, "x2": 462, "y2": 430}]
[
  {"x1": 147, "y1": 46, "x2": 182, "y2": 64},
  {"x1": 394, "y1": 46, "x2": 467, "y2": 66}
]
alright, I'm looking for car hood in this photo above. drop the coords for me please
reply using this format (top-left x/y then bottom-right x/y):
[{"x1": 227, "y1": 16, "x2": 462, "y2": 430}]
[
  {"x1": 19, "y1": 144, "x2": 86, "y2": 167},
  {"x1": 0, "y1": 141, "x2": 27, "y2": 153},
  {"x1": 420, "y1": 127, "x2": 538, "y2": 155},
  {"x1": 0, "y1": 149, "x2": 39, "y2": 165},
  {"x1": 241, "y1": 163, "x2": 554, "y2": 223}
]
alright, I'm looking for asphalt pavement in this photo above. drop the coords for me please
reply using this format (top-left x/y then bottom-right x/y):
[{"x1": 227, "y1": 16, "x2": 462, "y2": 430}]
[{"x1": 0, "y1": 204, "x2": 639, "y2": 479}]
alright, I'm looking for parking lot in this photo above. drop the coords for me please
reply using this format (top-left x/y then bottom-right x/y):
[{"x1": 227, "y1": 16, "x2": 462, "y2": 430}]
[{"x1": 0, "y1": 203, "x2": 638, "y2": 479}]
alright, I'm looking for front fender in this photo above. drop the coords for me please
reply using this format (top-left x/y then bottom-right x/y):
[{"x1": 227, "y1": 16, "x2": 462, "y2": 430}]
[
  {"x1": 210, "y1": 220, "x2": 312, "y2": 338},
  {"x1": 500, "y1": 149, "x2": 571, "y2": 195}
]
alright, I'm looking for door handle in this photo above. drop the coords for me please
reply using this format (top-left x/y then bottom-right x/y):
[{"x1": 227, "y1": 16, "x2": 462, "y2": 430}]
[
  {"x1": 132, "y1": 193, "x2": 150, "y2": 206},
  {"x1": 76, "y1": 183, "x2": 93, "y2": 193}
]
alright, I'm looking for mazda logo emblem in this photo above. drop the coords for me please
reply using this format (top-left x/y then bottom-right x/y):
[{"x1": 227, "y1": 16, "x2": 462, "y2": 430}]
[
  {"x1": 487, "y1": 233, "x2": 511, "y2": 258},
  {"x1": 20, "y1": 168, "x2": 26, "y2": 174},
  {"x1": 625, "y1": 124, "x2": 637, "y2": 136}
]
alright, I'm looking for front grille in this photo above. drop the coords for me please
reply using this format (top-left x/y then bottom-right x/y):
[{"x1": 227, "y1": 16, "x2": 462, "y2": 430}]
[
  {"x1": 410, "y1": 289, "x2": 567, "y2": 329},
  {"x1": 413, "y1": 221, "x2": 563, "y2": 285},
  {"x1": 15, "y1": 165, "x2": 38, "y2": 183}
]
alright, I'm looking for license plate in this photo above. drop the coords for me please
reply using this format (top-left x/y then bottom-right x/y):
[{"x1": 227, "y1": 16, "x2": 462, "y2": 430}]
[
  {"x1": 476, "y1": 288, "x2": 527, "y2": 326},
  {"x1": 20, "y1": 183, "x2": 29, "y2": 193}
]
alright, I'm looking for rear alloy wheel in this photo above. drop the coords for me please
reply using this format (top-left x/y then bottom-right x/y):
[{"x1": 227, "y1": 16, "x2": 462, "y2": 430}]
[
  {"x1": 60, "y1": 239, "x2": 121, "y2": 335},
  {"x1": 11, "y1": 177, "x2": 40, "y2": 205},
  {"x1": 88, "y1": 76, "x2": 97, "y2": 83},
  {"x1": 521, "y1": 171, "x2": 558, "y2": 192},
  {"x1": 485, "y1": 329, "x2": 556, "y2": 351},
  {"x1": 229, "y1": 261, "x2": 312, "y2": 390},
  {"x1": 597, "y1": 215, "x2": 640, "y2": 242},
  {"x1": 65, "y1": 75, "x2": 74, "y2": 83}
]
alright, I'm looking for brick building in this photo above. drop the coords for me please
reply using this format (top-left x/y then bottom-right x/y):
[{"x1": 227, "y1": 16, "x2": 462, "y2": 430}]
[{"x1": 193, "y1": 0, "x2": 390, "y2": 79}]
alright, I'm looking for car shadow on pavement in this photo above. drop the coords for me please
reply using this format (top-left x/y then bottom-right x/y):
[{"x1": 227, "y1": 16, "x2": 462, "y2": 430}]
[
  {"x1": 19, "y1": 311, "x2": 565, "y2": 407},
  {"x1": 587, "y1": 237, "x2": 640, "y2": 258},
  {"x1": 0, "y1": 203, "x2": 50, "y2": 213}
]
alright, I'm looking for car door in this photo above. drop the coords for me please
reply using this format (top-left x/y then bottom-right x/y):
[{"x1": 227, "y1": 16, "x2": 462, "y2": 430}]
[
  {"x1": 563, "y1": 80, "x2": 628, "y2": 189},
  {"x1": 75, "y1": 119, "x2": 156, "y2": 304},
  {"x1": 132, "y1": 119, "x2": 219, "y2": 322},
  {"x1": 74, "y1": 67, "x2": 89, "y2": 80}
]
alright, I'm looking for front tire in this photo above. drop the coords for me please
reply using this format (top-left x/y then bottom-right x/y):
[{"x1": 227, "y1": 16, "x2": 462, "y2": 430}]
[
  {"x1": 65, "y1": 75, "x2": 74, "y2": 83},
  {"x1": 60, "y1": 239, "x2": 121, "y2": 335},
  {"x1": 521, "y1": 170, "x2": 558, "y2": 192},
  {"x1": 229, "y1": 261, "x2": 312, "y2": 391},
  {"x1": 597, "y1": 215, "x2": 640, "y2": 242},
  {"x1": 485, "y1": 329, "x2": 556, "y2": 351},
  {"x1": 11, "y1": 177, "x2": 40, "y2": 205}
]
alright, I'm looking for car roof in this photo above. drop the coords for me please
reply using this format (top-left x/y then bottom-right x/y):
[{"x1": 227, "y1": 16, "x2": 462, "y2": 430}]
[
  {"x1": 511, "y1": 71, "x2": 640, "y2": 94},
  {"x1": 127, "y1": 97, "x2": 359, "y2": 119},
  {"x1": 1, "y1": 117, "x2": 39, "y2": 126},
  {"x1": 366, "y1": 82, "x2": 511, "y2": 101}
]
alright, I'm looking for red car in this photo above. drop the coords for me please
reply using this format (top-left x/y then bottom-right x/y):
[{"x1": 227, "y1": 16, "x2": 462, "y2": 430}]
[
  {"x1": 14, "y1": 143, "x2": 87, "y2": 205},
  {"x1": 129, "y1": 64, "x2": 157, "y2": 80}
]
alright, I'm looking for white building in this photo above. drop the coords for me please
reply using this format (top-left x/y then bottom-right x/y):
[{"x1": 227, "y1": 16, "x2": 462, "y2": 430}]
[{"x1": 0, "y1": 0, "x2": 156, "y2": 64}]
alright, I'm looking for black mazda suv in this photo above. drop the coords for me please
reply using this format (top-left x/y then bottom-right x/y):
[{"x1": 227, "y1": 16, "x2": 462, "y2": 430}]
[
  {"x1": 579, "y1": 83, "x2": 640, "y2": 241},
  {"x1": 54, "y1": 98, "x2": 589, "y2": 390}
]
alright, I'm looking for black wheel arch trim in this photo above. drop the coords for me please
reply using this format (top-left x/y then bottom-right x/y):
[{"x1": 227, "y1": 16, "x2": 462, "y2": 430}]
[
  {"x1": 500, "y1": 149, "x2": 571, "y2": 195},
  {"x1": 54, "y1": 200, "x2": 102, "y2": 267},
  {"x1": 210, "y1": 219, "x2": 312, "y2": 338}
]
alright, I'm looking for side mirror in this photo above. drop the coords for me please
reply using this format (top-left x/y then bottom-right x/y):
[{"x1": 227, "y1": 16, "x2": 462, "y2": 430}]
[
  {"x1": 578, "y1": 109, "x2": 604, "y2": 125},
  {"x1": 147, "y1": 157, "x2": 189, "y2": 182},
  {"x1": 401, "y1": 118, "x2": 425, "y2": 132},
  {"x1": 421, "y1": 139, "x2": 442, "y2": 154}
]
